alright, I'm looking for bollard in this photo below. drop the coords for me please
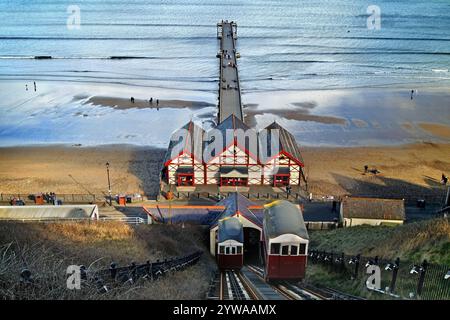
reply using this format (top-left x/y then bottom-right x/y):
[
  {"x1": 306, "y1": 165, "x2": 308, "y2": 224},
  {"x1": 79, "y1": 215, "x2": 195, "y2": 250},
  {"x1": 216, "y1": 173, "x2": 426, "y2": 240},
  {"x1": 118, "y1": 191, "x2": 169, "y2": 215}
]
[
  {"x1": 20, "y1": 268, "x2": 33, "y2": 284},
  {"x1": 417, "y1": 260, "x2": 428, "y2": 296},
  {"x1": 109, "y1": 262, "x2": 117, "y2": 280},
  {"x1": 389, "y1": 258, "x2": 400, "y2": 293},
  {"x1": 80, "y1": 265, "x2": 87, "y2": 280}
]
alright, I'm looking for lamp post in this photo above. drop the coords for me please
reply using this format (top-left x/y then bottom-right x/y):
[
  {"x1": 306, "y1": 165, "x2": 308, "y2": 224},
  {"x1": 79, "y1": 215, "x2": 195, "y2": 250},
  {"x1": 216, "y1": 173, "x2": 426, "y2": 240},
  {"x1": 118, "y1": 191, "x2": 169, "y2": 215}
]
[{"x1": 106, "y1": 162, "x2": 112, "y2": 205}]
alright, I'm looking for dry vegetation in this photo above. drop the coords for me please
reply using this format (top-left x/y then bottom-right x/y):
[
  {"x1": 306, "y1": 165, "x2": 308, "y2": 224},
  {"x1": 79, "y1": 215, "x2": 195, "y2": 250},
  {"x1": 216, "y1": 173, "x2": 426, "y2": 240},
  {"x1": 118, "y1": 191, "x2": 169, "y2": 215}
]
[
  {"x1": 309, "y1": 217, "x2": 450, "y2": 265},
  {"x1": 0, "y1": 222, "x2": 216, "y2": 300},
  {"x1": 306, "y1": 218, "x2": 450, "y2": 299}
]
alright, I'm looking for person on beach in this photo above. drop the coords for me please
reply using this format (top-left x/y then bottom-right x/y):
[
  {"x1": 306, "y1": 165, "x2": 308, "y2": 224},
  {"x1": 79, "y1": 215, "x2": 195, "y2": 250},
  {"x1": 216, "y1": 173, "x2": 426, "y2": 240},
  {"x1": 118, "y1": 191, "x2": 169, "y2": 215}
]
[
  {"x1": 411, "y1": 89, "x2": 415, "y2": 100},
  {"x1": 156, "y1": 99, "x2": 159, "y2": 106},
  {"x1": 150, "y1": 97, "x2": 153, "y2": 104},
  {"x1": 34, "y1": 81, "x2": 36, "y2": 92},
  {"x1": 131, "y1": 97, "x2": 135, "y2": 103},
  {"x1": 25, "y1": 84, "x2": 28, "y2": 91},
  {"x1": 364, "y1": 165, "x2": 368, "y2": 173}
]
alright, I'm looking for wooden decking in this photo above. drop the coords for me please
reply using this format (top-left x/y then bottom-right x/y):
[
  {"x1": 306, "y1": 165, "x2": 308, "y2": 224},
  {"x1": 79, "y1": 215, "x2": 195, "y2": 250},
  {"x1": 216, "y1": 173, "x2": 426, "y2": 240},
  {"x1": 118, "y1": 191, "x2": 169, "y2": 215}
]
[{"x1": 217, "y1": 21, "x2": 243, "y2": 123}]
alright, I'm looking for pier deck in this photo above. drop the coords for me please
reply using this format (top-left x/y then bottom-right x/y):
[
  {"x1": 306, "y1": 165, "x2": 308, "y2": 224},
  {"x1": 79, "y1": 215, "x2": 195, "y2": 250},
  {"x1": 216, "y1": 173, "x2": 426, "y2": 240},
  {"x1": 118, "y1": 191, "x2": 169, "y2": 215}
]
[{"x1": 217, "y1": 21, "x2": 243, "y2": 123}]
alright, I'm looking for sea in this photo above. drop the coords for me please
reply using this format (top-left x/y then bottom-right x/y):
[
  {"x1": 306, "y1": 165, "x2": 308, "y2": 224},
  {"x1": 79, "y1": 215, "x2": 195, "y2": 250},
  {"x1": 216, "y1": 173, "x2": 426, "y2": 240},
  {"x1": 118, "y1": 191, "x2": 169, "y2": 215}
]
[{"x1": 0, "y1": 0, "x2": 449, "y2": 147}]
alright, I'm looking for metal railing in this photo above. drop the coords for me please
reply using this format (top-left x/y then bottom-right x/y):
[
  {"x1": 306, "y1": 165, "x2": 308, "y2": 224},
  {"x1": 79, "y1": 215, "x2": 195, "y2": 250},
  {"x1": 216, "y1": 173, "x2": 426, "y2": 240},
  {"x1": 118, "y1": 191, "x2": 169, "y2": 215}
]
[
  {"x1": 0, "y1": 193, "x2": 147, "y2": 204},
  {"x1": 0, "y1": 216, "x2": 146, "y2": 224},
  {"x1": 81, "y1": 251, "x2": 203, "y2": 292},
  {"x1": 309, "y1": 249, "x2": 450, "y2": 300},
  {"x1": 99, "y1": 216, "x2": 146, "y2": 225}
]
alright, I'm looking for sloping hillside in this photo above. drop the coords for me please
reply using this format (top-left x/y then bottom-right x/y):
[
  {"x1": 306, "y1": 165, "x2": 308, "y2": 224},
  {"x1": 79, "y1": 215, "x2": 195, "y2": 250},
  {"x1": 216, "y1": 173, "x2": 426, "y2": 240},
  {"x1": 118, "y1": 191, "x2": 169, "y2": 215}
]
[
  {"x1": 309, "y1": 218, "x2": 450, "y2": 265},
  {"x1": 0, "y1": 222, "x2": 216, "y2": 299}
]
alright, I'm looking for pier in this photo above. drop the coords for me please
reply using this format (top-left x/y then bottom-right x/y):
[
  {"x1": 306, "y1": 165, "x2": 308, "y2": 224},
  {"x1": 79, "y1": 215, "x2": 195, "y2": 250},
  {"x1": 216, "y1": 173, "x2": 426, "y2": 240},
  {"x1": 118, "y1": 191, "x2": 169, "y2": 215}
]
[{"x1": 217, "y1": 21, "x2": 243, "y2": 123}]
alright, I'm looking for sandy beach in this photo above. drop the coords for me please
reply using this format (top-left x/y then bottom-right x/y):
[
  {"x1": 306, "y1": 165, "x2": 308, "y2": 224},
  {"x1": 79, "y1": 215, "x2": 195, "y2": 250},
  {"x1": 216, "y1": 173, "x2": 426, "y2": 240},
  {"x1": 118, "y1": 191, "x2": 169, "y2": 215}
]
[
  {"x1": 1, "y1": 80, "x2": 450, "y2": 147},
  {"x1": 0, "y1": 143, "x2": 448, "y2": 199}
]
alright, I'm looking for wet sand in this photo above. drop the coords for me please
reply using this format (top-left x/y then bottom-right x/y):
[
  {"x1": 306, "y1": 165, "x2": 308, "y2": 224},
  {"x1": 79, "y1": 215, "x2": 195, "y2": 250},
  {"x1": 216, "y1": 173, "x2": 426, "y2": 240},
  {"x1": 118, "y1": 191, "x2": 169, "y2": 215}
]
[
  {"x1": 418, "y1": 122, "x2": 450, "y2": 139},
  {"x1": 86, "y1": 96, "x2": 214, "y2": 111},
  {"x1": 0, "y1": 143, "x2": 448, "y2": 198}
]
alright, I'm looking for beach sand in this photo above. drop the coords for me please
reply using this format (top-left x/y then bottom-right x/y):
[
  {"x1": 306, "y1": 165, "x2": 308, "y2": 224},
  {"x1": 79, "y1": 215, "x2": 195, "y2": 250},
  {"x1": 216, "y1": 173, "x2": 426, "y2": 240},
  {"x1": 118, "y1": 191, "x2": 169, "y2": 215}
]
[
  {"x1": 0, "y1": 143, "x2": 448, "y2": 199},
  {"x1": 418, "y1": 122, "x2": 450, "y2": 139},
  {"x1": 86, "y1": 96, "x2": 215, "y2": 111}
]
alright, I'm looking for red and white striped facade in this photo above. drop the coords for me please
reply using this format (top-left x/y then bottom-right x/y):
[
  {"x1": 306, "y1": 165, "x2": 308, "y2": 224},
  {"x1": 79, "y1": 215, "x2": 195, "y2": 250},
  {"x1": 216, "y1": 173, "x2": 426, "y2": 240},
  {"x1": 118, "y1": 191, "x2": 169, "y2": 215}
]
[{"x1": 162, "y1": 115, "x2": 305, "y2": 187}]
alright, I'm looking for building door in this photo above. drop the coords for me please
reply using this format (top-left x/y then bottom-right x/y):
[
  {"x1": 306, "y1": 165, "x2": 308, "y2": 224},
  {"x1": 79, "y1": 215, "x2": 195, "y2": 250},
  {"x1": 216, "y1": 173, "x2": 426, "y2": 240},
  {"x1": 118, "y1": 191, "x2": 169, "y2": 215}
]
[
  {"x1": 274, "y1": 174, "x2": 290, "y2": 187},
  {"x1": 220, "y1": 177, "x2": 248, "y2": 186},
  {"x1": 177, "y1": 174, "x2": 194, "y2": 186}
]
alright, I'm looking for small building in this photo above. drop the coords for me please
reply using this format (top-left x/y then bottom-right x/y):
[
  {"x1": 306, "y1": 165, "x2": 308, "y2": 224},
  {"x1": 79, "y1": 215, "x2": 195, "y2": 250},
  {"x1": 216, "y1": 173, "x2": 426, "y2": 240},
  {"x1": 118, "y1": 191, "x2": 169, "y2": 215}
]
[
  {"x1": 0, "y1": 205, "x2": 99, "y2": 221},
  {"x1": 340, "y1": 197, "x2": 405, "y2": 227},
  {"x1": 217, "y1": 217, "x2": 244, "y2": 269},
  {"x1": 209, "y1": 193, "x2": 263, "y2": 256}
]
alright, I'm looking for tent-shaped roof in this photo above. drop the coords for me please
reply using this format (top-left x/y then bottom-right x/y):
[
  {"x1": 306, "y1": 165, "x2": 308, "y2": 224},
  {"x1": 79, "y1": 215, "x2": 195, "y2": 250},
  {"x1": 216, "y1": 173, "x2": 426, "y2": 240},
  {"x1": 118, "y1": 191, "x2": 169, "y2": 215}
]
[
  {"x1": 211, "y1": 192, "x2": 263, "y2": 228},
  {"x1": 341, "y1": 197, "x2": 405, "y2": 220},
  {"x1": 218, "y1": 217, "x2": 244, "y2": 243},
  {"x1": 263, "y1": 200, "x2": 309, "y2": 240},
  {"x1": 204, "y1": 115, "x2": 258, "y2": 162},
  {"x1": 164, "y1": 120, "x2": 204, "y2": 165},
  {"x1": 260, "y1": 122, "x2": 304, "y2": 166}
]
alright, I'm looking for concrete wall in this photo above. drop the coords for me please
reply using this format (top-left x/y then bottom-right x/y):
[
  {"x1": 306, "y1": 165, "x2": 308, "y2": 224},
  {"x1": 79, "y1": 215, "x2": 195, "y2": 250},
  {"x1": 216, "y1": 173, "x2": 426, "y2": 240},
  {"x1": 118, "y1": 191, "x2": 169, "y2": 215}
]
[{"x1": 343, "y1": 218, "x2": 404, "y2": 227}]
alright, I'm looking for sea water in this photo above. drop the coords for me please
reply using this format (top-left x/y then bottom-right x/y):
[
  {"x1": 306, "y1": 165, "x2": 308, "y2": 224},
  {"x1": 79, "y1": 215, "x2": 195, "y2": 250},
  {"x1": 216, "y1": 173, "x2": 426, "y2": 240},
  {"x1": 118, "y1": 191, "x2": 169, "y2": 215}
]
[{"x1": 0, "y1": 0, "x2": 449, "y2": 146}]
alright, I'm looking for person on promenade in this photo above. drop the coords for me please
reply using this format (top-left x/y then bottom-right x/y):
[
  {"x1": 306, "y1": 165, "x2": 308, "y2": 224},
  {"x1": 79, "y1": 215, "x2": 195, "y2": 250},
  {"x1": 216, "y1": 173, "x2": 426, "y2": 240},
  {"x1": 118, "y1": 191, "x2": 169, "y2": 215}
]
[{"x1": 131, "y1": 97, "x2": 135, "y2": 103}]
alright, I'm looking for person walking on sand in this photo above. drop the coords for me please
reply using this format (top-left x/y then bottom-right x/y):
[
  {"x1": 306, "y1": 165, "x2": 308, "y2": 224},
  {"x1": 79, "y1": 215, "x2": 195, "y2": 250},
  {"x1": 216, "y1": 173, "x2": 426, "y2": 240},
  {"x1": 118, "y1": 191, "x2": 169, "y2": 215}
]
[
  {"x1": 156, "y1": 99, "x2": 159, "y2": 107},
  {"x1": 411, "y1": 89, "x2": 415, "y2": 100},
  {"x1": 25, "y1": 84, "x2": 28, "y2": 91},
  {"x1": 150, "y1": 97, "x2": 153, "y2": 104},
  {"x1": 131, "y1": 97, "x2": 135, "y2": 104},
  {"x1": 33, "y1": 81, "x2": 36, "y2": 92}
]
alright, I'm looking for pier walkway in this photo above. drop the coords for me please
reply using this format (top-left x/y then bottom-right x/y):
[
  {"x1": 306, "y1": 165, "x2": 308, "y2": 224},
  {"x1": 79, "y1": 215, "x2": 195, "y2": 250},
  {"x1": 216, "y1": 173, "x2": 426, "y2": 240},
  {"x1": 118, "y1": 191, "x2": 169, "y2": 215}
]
[{"x1": 217, "y1": 21, "x2": 243, "y2": 124}]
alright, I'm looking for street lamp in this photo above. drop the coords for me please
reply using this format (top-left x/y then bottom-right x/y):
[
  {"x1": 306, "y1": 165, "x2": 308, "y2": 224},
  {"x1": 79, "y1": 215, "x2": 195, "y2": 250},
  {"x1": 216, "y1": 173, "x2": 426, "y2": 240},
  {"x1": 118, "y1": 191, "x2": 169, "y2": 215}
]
[{"x1": 106, "y1": 162, "x2": 112, "y2": 205}]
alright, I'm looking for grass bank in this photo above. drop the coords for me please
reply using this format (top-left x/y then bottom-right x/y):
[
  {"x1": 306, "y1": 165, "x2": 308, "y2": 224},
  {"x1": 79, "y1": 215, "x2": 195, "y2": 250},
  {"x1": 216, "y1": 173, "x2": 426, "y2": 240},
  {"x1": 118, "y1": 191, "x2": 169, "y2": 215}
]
[
  {"x1": 0, "y1": 222, "x2": 216, "y2": 299},
  {"x1": 306, "y1": 218, "x2": 450, "y2": 299}
]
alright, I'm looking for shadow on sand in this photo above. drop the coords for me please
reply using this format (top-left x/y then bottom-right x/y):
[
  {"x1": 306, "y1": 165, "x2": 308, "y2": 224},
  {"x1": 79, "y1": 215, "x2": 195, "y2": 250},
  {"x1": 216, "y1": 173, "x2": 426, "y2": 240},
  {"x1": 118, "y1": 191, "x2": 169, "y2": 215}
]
[{"x1": 127, "y1": 147, "x2": 166, "y2": 200}]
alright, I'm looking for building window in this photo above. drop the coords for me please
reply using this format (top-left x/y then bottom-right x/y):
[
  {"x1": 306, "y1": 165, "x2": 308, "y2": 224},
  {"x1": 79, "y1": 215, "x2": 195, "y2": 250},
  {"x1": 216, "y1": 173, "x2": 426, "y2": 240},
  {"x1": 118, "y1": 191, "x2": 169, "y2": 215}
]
[
  {"x1": 177, "y1": 173, "x2": 194, "y2": 186},
  {"x1": 220, "y1": 177, "x2": 248, "y2": 186},
  {"x1": 237, "y1": 246, "x2": 242, "y2": 254},
  {"x1": 299, "y1": 243, "x2": 306, "y2": 255},
  {"x1": 219, "y1": 246, "x2": 225, "y2": 254},
  {"x1": 290, "y1": 245, "x2": 298, "y2": 256},
  {"x1": 274, "y1": 174, "x2": 290, "y2": 187},
  {"x1": 270, "y1": 243, "x2": 280, "y2": 255},
  {"x1": 281, "y1": 245, "x2": 289, "y2": 255}
]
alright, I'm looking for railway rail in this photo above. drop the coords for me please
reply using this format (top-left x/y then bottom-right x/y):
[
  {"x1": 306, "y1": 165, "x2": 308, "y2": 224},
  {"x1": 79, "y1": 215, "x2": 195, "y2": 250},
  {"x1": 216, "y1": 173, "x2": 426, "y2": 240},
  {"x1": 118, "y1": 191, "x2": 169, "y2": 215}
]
[
  {"x1": 246, "y1": 264, "x2": 364, "y2": 300},
  {"x1": 210, "y1": 266, "x2": 364, "y2": 300}
]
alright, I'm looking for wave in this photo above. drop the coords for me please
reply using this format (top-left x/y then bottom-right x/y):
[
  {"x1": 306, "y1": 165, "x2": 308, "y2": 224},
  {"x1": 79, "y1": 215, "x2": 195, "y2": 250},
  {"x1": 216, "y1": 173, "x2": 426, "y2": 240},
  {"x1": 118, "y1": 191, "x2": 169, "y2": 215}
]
[
  {"x1": 2, "y1": 35, "x2": 450, "y2": 42},
  {"x1": 0, "y1": 55, "x2": 211, "y2": 60},
  {"x1": 432, "y1": 69, "x2": 448, "y2": 73},
  {"x1": 0, "y1": 36, "x2": 215, "y2": 41}
]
